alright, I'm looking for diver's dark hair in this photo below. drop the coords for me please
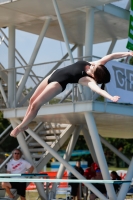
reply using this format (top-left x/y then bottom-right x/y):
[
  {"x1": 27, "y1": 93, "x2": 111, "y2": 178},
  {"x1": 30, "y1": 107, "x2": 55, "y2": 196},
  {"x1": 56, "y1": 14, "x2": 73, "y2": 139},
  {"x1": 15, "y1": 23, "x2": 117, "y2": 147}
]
[{"x1": 94, "y1": 65, "x2": 111, "y2": 90}]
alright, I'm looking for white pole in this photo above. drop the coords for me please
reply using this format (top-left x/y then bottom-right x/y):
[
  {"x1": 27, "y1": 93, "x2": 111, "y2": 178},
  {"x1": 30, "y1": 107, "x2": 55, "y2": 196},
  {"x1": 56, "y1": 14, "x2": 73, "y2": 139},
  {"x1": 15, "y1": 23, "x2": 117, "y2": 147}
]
[
  {"x1": 84, "y1": 112, "x2": 117, "y2": 200},
  {"x1": 84, "y1": 8, "x2": 94, "y2": 100},
  {"x1": 107, "y1": 39, "x2": 117, "y2": 55},
  {"x1": 82, "y1": 127, "x2": 98, "y2": 164},
  {"x1": 85, "y1": 9, "x2": 94, "y2": 62},
  {"x1": 78, "y1": 45, "x2": 83, "y2": 61},
  {"x1": 8, "y1": 26, "x2": 16, "y2": 107}
]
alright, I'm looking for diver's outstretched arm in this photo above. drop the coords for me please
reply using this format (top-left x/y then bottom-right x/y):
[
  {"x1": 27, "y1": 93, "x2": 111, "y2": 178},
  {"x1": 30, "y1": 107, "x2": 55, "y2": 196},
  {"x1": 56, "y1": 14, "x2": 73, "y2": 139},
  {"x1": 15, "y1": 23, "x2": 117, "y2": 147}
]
[{"x1": 90, "y1": 51, "x2": 133, "y2": 66}]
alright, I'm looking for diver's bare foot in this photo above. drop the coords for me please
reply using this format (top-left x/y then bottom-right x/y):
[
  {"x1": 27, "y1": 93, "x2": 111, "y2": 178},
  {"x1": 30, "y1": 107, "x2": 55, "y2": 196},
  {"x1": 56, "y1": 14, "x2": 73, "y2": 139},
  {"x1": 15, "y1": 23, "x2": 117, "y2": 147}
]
[{"x1": 10, "y1": 127, "x2": 22, "y2": 138}]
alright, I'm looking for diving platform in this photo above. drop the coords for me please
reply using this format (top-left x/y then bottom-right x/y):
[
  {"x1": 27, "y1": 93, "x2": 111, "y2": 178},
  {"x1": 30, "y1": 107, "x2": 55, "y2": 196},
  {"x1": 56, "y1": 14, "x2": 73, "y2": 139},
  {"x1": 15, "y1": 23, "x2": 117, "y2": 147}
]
[
  {"x1": 0, "y1": 0, "x2": 129, "y2": 44},
  {"x1": 0, "y1": 0, "x2": 133, "y2": 200},
  {"x1": 3, "y1": 101, "x2": 133, "y2": 139}
]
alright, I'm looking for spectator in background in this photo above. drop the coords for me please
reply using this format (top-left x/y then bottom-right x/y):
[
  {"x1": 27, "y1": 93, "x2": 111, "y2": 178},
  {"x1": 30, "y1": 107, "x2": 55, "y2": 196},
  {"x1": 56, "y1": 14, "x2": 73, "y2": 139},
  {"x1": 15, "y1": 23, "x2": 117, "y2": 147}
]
[
  {"x1": 69, "y1": 161, "x2": 84, "y2": 200},
  {"x1": 2, "y1": 149, "x2": 34, "y2": 200},
  {"x1": 111, "y1": 171, "x2": 121, "y2": 193},
  {"x1": 90, "y1": 168, "x2": 107, "y2": 200},
  {"x1": 83, "y1": 162, "x2": 99, "y2": 199},
  {"x1": 84, "y1": 162, "x2": 99, "y2": 180}
]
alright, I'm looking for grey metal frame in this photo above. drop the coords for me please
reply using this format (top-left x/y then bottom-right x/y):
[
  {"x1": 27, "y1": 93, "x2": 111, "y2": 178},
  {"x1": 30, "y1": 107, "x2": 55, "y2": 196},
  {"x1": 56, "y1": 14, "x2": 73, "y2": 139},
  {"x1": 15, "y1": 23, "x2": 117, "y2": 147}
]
[{"x1": 0, "y1": 1, "x2": 132, "y2": 200}]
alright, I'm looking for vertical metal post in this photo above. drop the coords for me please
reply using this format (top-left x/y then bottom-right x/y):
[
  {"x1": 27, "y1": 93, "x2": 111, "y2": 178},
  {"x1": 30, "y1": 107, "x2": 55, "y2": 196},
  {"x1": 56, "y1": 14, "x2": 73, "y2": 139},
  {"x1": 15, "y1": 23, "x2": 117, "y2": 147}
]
[
  {"x1": 52, "y1": 0, "x2": 84, "y2": 101},
  {"x1": 85, "y1": 8, "x2": 94, "y2": 62},
  {"x1": 78, "y1": 45, "x2": 83, "y2": 61},
  {"x1": 11, "y1": 121, "x2": 47, "y2": 200},
  {"x1": 82, "y1": 127, "x2": 98, "y2": 164},
  {"x1": 51, "y1": 126, "x2": 81, "y2": 198},
  {"x1": 84, "y1": 8, "x2": 94, "y2": 100},
  {"x1": 16, "y1": 18, "x2": 51, "y2": 103},
  {"x1": 77, "y1": 45, "x2": 83, "y2": 101},
  {"x1": 117, "y1": 157, "x2": 133, "y2": 200},
  {"x1": 84, "y1": 112, "x2": 117, "y2": 200},
  {"x1": 107, "y1": 39, "x2": 116, "y2": 55},
  {"x1": 8, "y1": 26, "x2": 16, "y2": 108}
]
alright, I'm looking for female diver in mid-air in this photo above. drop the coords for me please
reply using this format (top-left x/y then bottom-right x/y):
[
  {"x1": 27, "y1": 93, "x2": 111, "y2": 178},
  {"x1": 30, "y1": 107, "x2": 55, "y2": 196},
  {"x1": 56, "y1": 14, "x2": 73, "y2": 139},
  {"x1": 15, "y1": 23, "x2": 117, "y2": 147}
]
[{"x1": 10, "y1": 51, "x2": 133, "y2": 137}]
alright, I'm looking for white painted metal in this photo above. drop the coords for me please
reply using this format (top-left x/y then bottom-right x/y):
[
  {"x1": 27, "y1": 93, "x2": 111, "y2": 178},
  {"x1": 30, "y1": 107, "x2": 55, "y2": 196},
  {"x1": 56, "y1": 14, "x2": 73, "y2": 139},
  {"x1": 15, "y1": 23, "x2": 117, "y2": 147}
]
[
  {"x1": 0, "y1": 80, "x2": 9, "y2": 107},
  {"x1": 16, "y1": 124, "x2": 108, "y2": 200},
  {"x1": 52, "y1": 0, "x2": 85, "y2": 101},
  {"x1": 52, "y1": 0, "x2": 73, "y2": 63},
  {"x1": 15, "y1": 18, "x2": 51, "y2": 103},
  {"x1": 0, "y1": 28, "x2": 40, "y2": 85},
  {"x1": 44, "y1": 44, "x2": 77, "y2": 78},
  {"x1": 100, "y1": 135, "x2": 130, "y2": 165},
  {"x1": 0, "y1": 1, "x2": 127, "y2": 45},
  {"x1": 82, "y1": 127, "x2": 98, "y2": 164},
  {"x1": 0, "y1": 178, "x2": 130, "y2": 184},
  {"x1": 117, "y1": 157, "x2": 133, "y2": 200},
  {"x1": 1, "y1": 1, "x2": 132, "y2": 200},
  {"x1": 84, "y1": 112, "x2": 117, "y2": 200},
  {"x1": 126, "y1": 0, "x2": 131, "y2": 10},
  {"x1": 51, "y1": 126, "x2": 81, "y2": 198},
  {"x1": 85, "y1": 8, "x2": 94, "y2": 62},
  {"x1": 4, "y1": 101, "x2": 133, "y2": 139},
  {"x1": 8, "y1": 26, "x2": 15, "y2": 107},
  {"x1": 11, "y1": 120, "x2": 46, "y2": 200},
  {"x1": 77, "y1": 45, "x2": 83, "y2": 101},
  {"x1": 107, "y1": 39, "x2": 117, "y2": 55},
  {"x1": 83, "y1": 8, "x2": 94, "y2": 100},
  {"x1": 78, "y1": 45, "x2": 83, "y2": 61}
]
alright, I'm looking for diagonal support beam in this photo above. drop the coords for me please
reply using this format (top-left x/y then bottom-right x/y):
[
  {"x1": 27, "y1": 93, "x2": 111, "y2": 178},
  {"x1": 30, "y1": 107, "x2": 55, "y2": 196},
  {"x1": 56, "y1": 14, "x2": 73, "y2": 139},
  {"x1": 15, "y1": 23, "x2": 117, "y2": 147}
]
[
  {"x1": 82, "y1": 127, "x2": 98, "y2": 163},
  {"x1": 84, "y1": 111, "x2": 117, "y2": 200},
  {"x1": 107, "y1": 39, "x2": 117, "y2": 55},
  {"x1": 100, "y1": 135, "x2": 130, "y2": 165},
  {"x1": 52, "y1": 0, "x2": 85, "y2": 101},
  {"x1": 51, "y1": 126, "x2": 81, "y2": 198},
  {"x1": 15, "y1": 120, "x2": 108, "y2": 200},
  {"x1": 45, "y1": 44, "x2": 77, "y2": 77},
  {"x1": 11, "y1": 120, "x2": 46, "y2": 200},
  {"x1": 16, "y1": 17, "x2": 51, "y2": 103}
]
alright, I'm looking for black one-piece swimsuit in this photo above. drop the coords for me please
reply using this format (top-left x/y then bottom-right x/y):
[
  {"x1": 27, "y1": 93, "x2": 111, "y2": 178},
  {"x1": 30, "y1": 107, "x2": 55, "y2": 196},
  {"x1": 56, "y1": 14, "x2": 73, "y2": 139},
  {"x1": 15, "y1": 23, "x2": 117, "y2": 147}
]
[{"x1": 48, "y1": 60, "x2": 91, "y2": 91}]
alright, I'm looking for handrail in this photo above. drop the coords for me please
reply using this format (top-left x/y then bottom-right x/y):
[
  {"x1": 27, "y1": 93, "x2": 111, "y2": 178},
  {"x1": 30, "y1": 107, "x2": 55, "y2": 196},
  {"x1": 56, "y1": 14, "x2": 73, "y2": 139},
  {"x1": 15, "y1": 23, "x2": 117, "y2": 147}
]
[
  {"x1": 0, "y1": 55, "x2": 101, "y2": 72},
  {"x1": 0, "y1": 124, "x2": 12, "y2": 139},
  {"x1": 0, "y1": 29, "x2": 40, "y2": 84}
]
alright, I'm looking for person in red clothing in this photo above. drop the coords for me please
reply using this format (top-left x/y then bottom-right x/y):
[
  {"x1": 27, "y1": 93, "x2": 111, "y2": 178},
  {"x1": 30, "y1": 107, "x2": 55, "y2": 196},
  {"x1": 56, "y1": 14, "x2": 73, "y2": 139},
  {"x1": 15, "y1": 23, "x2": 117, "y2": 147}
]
[
  {"x1": 84, "y1": 162, "x2": 99, "y2": 199},
  {"x1": 84, "y1": 162, "x2": 99, "y2": 179}
]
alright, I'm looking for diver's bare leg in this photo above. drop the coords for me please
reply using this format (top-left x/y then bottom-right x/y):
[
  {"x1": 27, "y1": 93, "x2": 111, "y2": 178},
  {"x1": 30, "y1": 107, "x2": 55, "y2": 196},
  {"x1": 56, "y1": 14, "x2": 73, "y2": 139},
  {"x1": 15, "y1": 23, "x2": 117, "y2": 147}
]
[
  {"x1": 16, "y1": 74, "x2": 52, "y2": 131},
  {"x1": 10, "y1": 82, "x2": 62, "y2": 137}
]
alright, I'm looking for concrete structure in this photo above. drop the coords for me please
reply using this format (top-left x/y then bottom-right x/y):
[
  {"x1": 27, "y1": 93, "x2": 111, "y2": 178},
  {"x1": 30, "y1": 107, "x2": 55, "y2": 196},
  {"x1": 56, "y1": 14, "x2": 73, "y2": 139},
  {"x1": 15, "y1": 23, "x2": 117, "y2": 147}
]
[{"x1": 0, "y1": 0, "x2": 132, "y2": 200}]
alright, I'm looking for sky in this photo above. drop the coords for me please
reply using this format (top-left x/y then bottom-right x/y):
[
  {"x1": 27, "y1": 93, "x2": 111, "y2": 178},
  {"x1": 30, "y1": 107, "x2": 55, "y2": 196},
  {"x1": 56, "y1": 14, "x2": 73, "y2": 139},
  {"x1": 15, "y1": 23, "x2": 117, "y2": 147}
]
[{"x1": 0, "y1": 0, "x2": 130, "y2": 92}]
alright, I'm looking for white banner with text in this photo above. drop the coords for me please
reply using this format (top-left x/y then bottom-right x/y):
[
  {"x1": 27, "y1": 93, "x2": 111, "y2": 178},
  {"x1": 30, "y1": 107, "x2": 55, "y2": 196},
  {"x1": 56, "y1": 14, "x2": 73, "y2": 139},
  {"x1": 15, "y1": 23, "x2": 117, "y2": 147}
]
[{"x1": 106, "y1": 61, "x2": 133, "y2": 104}]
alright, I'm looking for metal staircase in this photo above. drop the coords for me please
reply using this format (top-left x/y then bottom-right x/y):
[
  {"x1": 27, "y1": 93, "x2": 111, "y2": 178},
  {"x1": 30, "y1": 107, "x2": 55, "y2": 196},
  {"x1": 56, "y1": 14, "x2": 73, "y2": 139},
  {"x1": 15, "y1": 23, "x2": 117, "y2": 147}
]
[
  {"x1": 0, "y1": 28, "x2": 74, "y2": 179},
  {"x1": 0, "y1": 122, "x2": 73, "y2": 170}
]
